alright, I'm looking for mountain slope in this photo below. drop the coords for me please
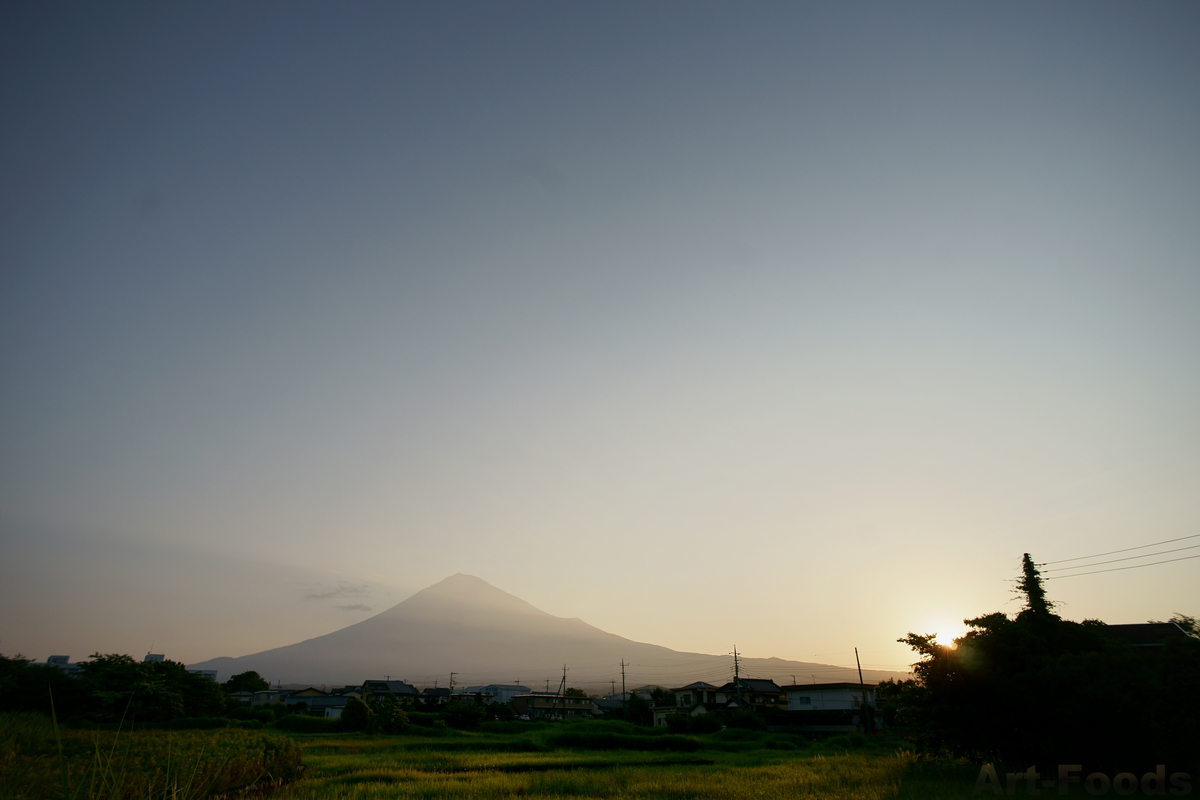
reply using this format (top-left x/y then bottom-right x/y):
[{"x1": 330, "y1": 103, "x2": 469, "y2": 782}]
[{"x1": 189, "y1": 573, "x2": 903, "y2": 689}]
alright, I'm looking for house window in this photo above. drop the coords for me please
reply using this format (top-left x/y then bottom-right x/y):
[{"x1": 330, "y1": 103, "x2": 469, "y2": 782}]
[{"x1": 795, "y1": 696, "x2": 811, "y2": 705}]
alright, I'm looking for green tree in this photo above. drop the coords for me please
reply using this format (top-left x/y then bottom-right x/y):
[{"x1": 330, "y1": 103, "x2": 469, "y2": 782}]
[
  {"x1": 223, "y1": 671, "x2": 269, "y2": 694},
  {"x1": 367, "y1": 696, "x2": 409, "y2": 734},
  {"x1": 73, "y1": 654, "x2": 222, "y2": 723},
  {"x1": 443, "y1": 697, "x2": 486, "y2": 729},
  {"x1": 339, "y1": 697, "x2": 371, "y2": 732},
  {"x1": 622, "y1": 691, "x2": 652, "y2": 726},
  {"x1": 0, "y1": 653, "x2": 86, "y2": 716}
]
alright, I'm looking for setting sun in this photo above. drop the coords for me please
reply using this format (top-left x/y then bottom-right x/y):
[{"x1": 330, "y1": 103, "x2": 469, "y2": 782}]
[{"x1": 928, "y1": 621, "x2": 970, "y2": 648}]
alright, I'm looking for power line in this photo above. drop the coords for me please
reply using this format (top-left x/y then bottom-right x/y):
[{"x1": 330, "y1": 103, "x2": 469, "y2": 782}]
[
  {"x1": 1045, "y1": 544, "x2": 1200, "y2": 572},
  {"x1": 1044, "y1": 533, "x2": 1200, "y2": 565},
  {"x1": 1045, "y1": 553, "x2": 1200, "y2": 579}
]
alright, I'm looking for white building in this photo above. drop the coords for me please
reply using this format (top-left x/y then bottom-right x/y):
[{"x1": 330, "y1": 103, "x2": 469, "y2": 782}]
[
  {"x1": 783, "y1": 682, "x2": 876, "y2": 712},
  {"x1": 457, "y1": 684, "x2": 530, "y2": 704}
]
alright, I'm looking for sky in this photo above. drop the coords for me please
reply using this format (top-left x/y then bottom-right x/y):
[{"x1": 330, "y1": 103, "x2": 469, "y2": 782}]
[{"x1": 2, "y1": 1, "x2": 1198, "y2": 680}]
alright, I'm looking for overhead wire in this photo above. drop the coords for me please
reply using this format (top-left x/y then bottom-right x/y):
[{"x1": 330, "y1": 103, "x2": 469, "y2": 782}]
[
  {"x1": 1045, "y1": 552, "x2": 1200, "y2": 579},
  {"x1": 1044, "y1": 543, "x2": 1200, "y2": 572},
  {"x1": 1043, "y1": 533, "x2": 1200, "y2": 565}
]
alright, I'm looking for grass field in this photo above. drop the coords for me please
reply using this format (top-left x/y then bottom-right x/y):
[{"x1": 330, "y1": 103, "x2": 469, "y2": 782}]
[
  {"x1": 7, "y1": 713, "x2": 1141, "y2": 799},
  {"x1": 0, "y1": 712, "x2": 302, "y2": 800},
  {"x1": 269, "y1": 721, "x2": 988, "y2": 799}
]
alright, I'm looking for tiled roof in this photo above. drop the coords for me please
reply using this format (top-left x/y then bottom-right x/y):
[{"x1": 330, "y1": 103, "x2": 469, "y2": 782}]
[
  {"x1": 363, "y1": 680, "x2": 419, "y2": 694},
  {"x1": 1101, "y1": 623, "x2": 1191, "y2": 646},
  {"x1": 721, "y1": 678, "x2": 784, "y2": 693}
]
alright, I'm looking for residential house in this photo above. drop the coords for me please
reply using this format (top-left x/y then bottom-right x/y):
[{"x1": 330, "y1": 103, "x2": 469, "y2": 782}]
[
  {"x1": 510, "y1": 694, "x2": 596, "y2": 720},
  {"x1": 362, "y1": 680, "x2": 420, "y2": 705},
  {"x1": 421, "y1": 687, "x2": 451, "y2": 708},
  {"x1": 1100, "y1": 622, "x2": 1193, "y2": 648},
  {"x1": 715, "y1": 679, "x2": 787, "y2": 711},
  {"x1": 252, "y1": 689, "x2": 292, "y2": 706},
  {"x1": 782, "y1": 682, "x2": 881, "y2": 733},
  {"x1": 457, "y1": 684, "x2": 530, "y2": 704},
  {"x1": 652, "y1": 682, "x2": 722, "y2": 726}
]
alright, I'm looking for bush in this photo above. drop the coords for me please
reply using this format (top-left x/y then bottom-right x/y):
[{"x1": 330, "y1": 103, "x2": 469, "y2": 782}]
[
  {"x1": 367, "y1": 697, "x2": 409, "y2": 734},
  {"x1": 271, "y1": 714, "x2": 339, "y2": 733},
  {"x1": 443, "y1": 700, "x2": 486, "y2": 729},
  {"x1": 664, "y1": 713, "x2": 721, "y2": 734},
  {"x1": 724, "y1": 709, "x2": 765, "y2": 730},
  {"x1": 232, "y1": 719, "x2": 264, "y2": 729},
  {"x1": 402, "y1": 711, "x2": 433, "y2": 726},
  {"x1": 339, "y1": 697, "x2": 370, "y2": 732},
  {"x1": 163, "y1": 717, "x2": 229, "y2": 729},
  {"x1": 826, "y1": 732, "x2": 866, "y2": 749},
  {"x1": 546, "y1": 731, "x2": 702, "y2": 752},
  {"x1": 226, "y1": 706, "x2": 275, "y2": 723}
]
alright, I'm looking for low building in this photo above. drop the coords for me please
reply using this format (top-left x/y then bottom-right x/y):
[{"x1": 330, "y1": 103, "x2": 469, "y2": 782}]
[
  {"x1": 1101, "y1": 622, "x2": 1193, "y2": 648},
  {"x1": 781, "y1": 682, "x2": 881, "y2": 733},
  {"x1": 783, "y1": 682, "x2": 875, "y2": 712},
  {"x1": 510, "y1": 694, "x2": 596, "y2": 720},
  {"x1": 362, "y1": 680, "x2": 420, "y2": 705},
  {"x1": 252, "y1": 689, "x2": 291, "y2": 706},
  {"x1": 421, "y1": 687, "x2": 451, "y2": 708},
  {"x1": 31, "y1": 655, "x2": 82, "y2": 677},
  {"x1": 457, "y1": 684, "x2": 530, "y2": 704},
  {"x1": 715, "y1": 679, "x2": 787, "y2": 710}
]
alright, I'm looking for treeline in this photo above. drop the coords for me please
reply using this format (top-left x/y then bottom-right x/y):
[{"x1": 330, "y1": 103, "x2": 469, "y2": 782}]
[
  {"x1": 880, "y1": 555, "x2": 1199, "y2": 773},
  {"x1": 0, "y1": 653, "x2": 224, "y2": 723}
]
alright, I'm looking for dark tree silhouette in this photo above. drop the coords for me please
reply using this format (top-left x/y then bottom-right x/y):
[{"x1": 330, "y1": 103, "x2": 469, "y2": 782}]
[
  {"x1": 223, "y1": 670, "x2": 269, "y2": 694},
  {"x1": 1015, "y1": 552, "x2": 1055, "y2": 616},
  {"x1": 887, "y1": 554, "x2": 1199, "y2": 773}
]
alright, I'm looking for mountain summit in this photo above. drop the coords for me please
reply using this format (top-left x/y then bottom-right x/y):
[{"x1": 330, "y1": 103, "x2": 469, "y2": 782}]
[{"x1": 190, "y1": 574, "x2": 901, "y2": 688}]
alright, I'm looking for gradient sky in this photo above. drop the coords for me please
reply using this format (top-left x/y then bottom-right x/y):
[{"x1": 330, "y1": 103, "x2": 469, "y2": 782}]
[{"x1": 2, "y1": 1, "x2": 1198, "y2": 681}]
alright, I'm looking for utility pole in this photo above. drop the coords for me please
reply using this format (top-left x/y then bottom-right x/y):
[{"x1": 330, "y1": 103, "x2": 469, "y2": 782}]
[
  {"x1": 732, "y1": 646, "x2": 742, "y2": 704},
  {"x1": 449, "y1": 672, "x2": 457, "y2": 694},
  {"x1": 610, "y1": 679, "x2": 616, "y2": 698},
  {"x1": 556, "y1": 664, "x2": 568, "y2": 718},
  {"x1": 855, "y1": 647, "x2": 870, "y2": 736},
  {"x1": 620, "y1": 659, "x2": 627, "y2": 714}
]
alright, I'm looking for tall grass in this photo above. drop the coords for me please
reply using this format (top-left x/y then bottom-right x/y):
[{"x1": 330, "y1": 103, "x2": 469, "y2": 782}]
[
  {"x1": 262, "y1": 727, "x2": 1003, "y2": 799},
  {"x1": 0, "y1": 711, "x2": 302, "y2": 800}
]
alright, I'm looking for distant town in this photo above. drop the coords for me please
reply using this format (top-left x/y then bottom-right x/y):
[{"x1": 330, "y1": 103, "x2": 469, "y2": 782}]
[{"x1": 29, "y1": 651, "x2": 884, "y2": 734}]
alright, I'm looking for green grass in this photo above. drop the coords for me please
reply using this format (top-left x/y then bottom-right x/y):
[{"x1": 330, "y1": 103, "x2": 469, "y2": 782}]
[
  {"x1": 5, "y1": 713, "x2": 1116, "y2": 799},
  {"x1": 0, "y1": 712, "x2": 302, "y2": 800},
  {"x1": 268, "y1": 725, "x2": 997, "y2": 799}
]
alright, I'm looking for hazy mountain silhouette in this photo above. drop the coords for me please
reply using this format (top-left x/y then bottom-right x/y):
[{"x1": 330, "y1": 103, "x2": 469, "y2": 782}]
[{"x1": 190, "y1": 574, "x2": 904, "y2": 688}]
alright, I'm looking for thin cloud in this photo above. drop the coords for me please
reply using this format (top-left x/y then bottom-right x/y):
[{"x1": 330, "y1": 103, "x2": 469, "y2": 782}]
[
  {"x1": 336, "y1": 604, "x2": 373, "y2": 612},
  {"x1": 302, "y1": 581, "x2": 370, "y2": 601}
]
